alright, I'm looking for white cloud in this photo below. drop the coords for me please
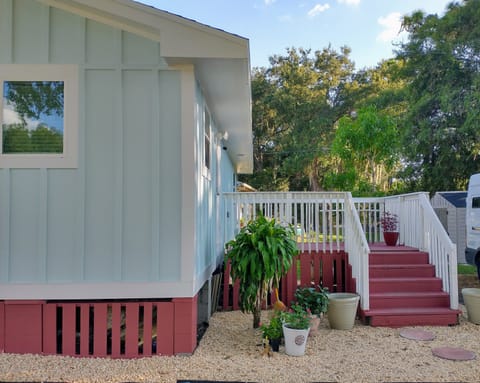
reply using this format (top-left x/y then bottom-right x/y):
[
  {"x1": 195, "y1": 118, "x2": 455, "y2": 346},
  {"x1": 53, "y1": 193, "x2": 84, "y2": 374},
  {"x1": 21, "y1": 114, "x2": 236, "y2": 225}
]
[
  {"x1": 308, "y1": 3, "x2": 330, "y2": 18},
  {"x1": 3, "y1": 98, "x2": 39, "y2": 131},
  {"x1": 377, "y1": 12, "x2": 405, "y2": 43},
  {"x1": 337, "y1": 0, "x2": 360, "y2": 6},
  {"x1": 264, "y1": 0, "x2": 276, "y2": 5}
]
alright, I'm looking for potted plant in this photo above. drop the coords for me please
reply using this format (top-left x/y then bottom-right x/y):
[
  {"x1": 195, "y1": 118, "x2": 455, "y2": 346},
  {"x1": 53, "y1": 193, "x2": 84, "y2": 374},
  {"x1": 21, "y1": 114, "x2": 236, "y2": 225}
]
[
  {"x1": 225, "y1": 215, "x2": 299, "y2": 328},
  {"x1": 294, "y1": 286, "x2": 329, "y2": 335},
  {"x1": 260, "y1": 312, "x2": 283, "y2": 351},
  {"x1": 380, "y1": 211, "x2": 399, "y2": 246},
  {"x1": 280, "y1": 304, "x2": 311, "y2": 356}
]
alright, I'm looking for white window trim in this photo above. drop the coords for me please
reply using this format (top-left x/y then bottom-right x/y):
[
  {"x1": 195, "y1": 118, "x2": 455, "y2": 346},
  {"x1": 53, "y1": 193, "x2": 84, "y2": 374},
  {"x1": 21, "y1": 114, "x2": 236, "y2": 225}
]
[{"x1": 0, "y1": 64, "x2": 79, "y2": 168}]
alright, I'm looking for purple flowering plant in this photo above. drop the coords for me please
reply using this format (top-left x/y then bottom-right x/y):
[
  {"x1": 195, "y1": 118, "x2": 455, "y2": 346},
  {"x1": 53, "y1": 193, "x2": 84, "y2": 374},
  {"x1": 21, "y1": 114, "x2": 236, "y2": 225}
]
[{"x1": 380, "y1": 211, "x2": 399, "y2": 232}]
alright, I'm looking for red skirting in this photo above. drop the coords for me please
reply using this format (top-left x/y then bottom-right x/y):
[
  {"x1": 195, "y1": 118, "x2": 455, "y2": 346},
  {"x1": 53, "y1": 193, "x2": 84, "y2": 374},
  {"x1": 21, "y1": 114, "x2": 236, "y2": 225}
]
[{"x1": 0, "y1": 296, "x2": 198, "y2": 358}]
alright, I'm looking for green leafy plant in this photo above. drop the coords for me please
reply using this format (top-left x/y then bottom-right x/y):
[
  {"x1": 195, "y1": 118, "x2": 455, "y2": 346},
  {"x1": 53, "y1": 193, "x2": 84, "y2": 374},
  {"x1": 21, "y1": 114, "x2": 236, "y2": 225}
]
[
  {"x1": 294, "y1": 286, "x2": 329, "y2": 317},
  {"x1": 260, "y1": 312, "x2": 283, "y2": 340},
  {"x1": 225, "y1": 215, "x2": 298, "y2": 328},
  {"x1": 281, "y1": 304, "x2": 311, "y2": 330}
]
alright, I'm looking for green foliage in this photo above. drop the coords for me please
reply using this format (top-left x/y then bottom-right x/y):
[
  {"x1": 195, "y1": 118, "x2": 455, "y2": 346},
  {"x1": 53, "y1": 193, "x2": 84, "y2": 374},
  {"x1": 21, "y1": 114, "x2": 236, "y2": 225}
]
[
  {"x1": 328, "y1": 106, "x2": 399, "y2": 192},
  {"x1": 3, "y1": 124, "x2": 63, "y2": 153},
  {"x1": 458, "y1": 264, "x2": 477, "y2": 275},
  {"x1": 5, "y1": 81, "x2": 64, "y2": 121},
  {"x1": 260, "y1": 311, "x2": 283, "y2": 340},
  {"x1": 280, "y1": 303, "x2": 311, "y2": 330},
  {"x1": 225, "y1": 215, "x2": 299, "y2": 328},
  {"x1": 396, "y1": 0, "x2": 480, "y2": 192},
  {"x1": 294, "y1": 286, "x2": 329, "y2": 317}
]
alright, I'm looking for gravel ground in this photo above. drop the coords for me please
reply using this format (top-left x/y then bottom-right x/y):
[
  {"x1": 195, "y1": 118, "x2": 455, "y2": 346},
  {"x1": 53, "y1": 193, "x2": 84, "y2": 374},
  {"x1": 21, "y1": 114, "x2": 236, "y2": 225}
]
[{"x1": 0, "y1": 306, "x2": 479, "y2": 383}]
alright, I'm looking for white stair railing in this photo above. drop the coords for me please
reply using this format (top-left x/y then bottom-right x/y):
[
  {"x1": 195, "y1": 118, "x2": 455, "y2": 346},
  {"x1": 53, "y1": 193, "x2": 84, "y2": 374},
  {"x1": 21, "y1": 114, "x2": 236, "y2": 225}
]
[
  {"x1": 345, "y1": 193, "x2": 371, "y2": 310},
  {"x1": 383, "y1": 193, "x2": 458, "y2": 310}
]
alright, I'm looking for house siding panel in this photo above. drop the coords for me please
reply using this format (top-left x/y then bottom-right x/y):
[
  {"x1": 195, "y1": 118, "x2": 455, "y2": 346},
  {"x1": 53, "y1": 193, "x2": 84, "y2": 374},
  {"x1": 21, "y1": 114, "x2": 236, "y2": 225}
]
[
  {"x1": 46, "y1": 170, "x2": 81, "y2": 282},
  {"x1": 12, "y1": 0, "x2": 49, "y2": 63},
  {"x1": 49, "y1": 7, "x2": 86, "y2": 64},
  {"x1": 84, "y1": 69, "x2": 117, "y2": 281},
  {"x1": 158, "y1": 71, "x2": 182, "y2": 281},
  {"x1": 122, "y1": 70, "x2": 153, "y2": 281}
]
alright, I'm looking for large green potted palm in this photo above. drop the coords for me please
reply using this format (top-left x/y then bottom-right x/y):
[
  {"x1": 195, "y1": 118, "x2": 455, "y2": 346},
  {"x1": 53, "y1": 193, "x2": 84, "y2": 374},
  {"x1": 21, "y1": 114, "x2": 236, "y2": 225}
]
[{"x1": 225, "y1": 215, "x2": 298, "y2": 328}]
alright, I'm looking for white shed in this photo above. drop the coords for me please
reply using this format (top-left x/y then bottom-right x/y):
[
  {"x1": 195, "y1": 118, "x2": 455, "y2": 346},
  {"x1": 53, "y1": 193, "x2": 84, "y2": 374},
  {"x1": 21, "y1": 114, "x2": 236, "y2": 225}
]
[{"x1": 431, "y1": 191, "x2": 467, "y2": 263}]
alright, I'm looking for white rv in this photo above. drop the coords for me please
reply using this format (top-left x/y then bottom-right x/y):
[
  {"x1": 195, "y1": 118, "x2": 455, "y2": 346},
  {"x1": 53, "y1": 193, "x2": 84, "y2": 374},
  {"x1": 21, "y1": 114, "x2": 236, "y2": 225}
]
[{"x1": 466, "y1": 173, "x2": 480, "y2": 278}]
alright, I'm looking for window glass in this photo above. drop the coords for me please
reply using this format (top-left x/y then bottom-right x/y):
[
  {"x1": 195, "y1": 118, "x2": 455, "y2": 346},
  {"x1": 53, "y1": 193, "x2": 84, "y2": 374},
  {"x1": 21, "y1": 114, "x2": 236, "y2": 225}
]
[
  {"x1": 2, "y1": 81, "x2": 64, "y2": 154},
  {"x1": 0, "y1": 64, "x2": 78, "y2": 168},
  {"x1": 204, "y1": 110, "x2": 211, "y2": 170},
  {"x1": 472, "y1": 197, "x2": 480, "y2": 209}
]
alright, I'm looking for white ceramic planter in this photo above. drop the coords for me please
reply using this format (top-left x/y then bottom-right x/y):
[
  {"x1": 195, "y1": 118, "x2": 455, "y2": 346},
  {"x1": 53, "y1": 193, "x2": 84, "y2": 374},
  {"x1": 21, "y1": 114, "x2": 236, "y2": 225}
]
[
  {"x1": 462, "y1": 288, "x2": 480, "y2": 324},
  {"x1": 327, "y1": 292, "x2": 360, "y2": 330},
  {"x1": 282, "y1": 324, "x2": 310, "y2": 356}
]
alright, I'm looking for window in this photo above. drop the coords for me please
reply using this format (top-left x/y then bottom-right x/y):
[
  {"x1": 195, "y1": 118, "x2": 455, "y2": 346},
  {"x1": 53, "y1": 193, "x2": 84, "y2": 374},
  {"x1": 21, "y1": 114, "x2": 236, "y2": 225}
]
[
  {"x1": 0, "y1": 65, "x2": 78, "y2": 168},
  {"x1": 473, "y1": 197, "x2": 480, "y2": 209},
  {"x1": 204, "y1": 109, "x2": 211, "y2": 171}
]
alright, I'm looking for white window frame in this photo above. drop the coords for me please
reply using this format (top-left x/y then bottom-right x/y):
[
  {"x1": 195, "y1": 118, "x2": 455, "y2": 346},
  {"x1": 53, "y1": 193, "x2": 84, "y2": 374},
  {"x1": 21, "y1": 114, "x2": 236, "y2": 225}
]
[{"x1": 0, "y1": 64, "x2": 79, "y2": 168}]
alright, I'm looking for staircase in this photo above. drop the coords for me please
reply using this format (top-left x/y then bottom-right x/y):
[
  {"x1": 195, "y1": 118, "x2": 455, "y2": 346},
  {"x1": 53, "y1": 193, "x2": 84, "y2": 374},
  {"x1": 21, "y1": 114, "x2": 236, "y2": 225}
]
[{"x1": 361, "y1": 246, "x2": 460, "y2": 327}]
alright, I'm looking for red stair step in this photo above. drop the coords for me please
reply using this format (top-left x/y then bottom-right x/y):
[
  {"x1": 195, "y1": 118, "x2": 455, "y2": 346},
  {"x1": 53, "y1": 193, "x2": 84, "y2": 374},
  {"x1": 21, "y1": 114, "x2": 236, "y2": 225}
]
[
  {"x1": 369, "y1": 291, "x2": 451, "y2": 309},
  {"x1": 369, "y1": 264, "x2": 435, "y2": 278},
  {"x1": 369, "y1": 251, "x2": 429, "y2": 265},
  {"x1": 362, "y1": 307, "x2": 460, "y2": 327},
  {"x1": 370, "y1": 277, "x2": 443, "y2": 293}
]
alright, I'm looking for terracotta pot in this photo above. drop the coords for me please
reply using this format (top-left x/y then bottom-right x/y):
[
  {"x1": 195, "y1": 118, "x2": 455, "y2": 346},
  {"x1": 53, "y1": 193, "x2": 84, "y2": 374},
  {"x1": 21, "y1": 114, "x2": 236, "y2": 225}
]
[{"x1": 383, "y1": 231, "x2": 399, "y2": 246}]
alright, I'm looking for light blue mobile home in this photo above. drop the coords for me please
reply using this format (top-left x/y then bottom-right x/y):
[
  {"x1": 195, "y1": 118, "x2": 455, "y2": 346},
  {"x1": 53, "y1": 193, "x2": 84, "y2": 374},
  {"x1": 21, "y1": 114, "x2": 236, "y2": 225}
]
[{"x1": 0, "y1": 0, "x2": 252, "y2": 357}]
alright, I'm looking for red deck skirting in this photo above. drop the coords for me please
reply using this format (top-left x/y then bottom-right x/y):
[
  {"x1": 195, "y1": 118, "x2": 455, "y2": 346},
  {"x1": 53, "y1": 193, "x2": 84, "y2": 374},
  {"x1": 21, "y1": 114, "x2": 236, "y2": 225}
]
[
  {"x1": 222, "y1": 250, "x2": 354, "y2": 310},
  {"x1": 0, "y1": 297, "x2": 198, "y2": 358}
]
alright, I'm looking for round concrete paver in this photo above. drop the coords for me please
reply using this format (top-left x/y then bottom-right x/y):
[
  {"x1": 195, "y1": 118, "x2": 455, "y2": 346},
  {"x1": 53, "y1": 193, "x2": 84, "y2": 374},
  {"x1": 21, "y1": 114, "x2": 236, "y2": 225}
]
[
  {"x1": 432, "y1": 347, "x2": 476, "y2": 361},
  {"x1": 399, "y1": 328, "x2": 435, "y2": 341}
]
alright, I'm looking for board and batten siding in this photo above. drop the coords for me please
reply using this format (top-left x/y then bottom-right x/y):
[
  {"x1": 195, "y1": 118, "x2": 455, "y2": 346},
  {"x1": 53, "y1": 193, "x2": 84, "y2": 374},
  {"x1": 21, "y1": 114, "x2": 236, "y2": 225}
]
[{"x1": 0, "y1": 0, "x2": 224, "y2": 299}]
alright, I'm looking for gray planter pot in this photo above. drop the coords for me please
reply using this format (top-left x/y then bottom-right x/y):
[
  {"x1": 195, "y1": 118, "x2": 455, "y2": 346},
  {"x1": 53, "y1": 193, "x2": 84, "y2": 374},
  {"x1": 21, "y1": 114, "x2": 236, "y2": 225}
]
[
  {"x1": 327, "y1": 292, "x2": 360, "y2": 330},
  {"x1": 462, "y1": 288, "x2": 480, "y2": 324}
]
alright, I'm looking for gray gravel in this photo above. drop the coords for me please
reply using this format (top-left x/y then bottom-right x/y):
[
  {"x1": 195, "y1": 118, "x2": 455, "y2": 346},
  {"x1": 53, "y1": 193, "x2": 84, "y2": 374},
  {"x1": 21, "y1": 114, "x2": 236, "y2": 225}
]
[{"x1": 0, "y1": 306, "x2": 479, "y2": 383}]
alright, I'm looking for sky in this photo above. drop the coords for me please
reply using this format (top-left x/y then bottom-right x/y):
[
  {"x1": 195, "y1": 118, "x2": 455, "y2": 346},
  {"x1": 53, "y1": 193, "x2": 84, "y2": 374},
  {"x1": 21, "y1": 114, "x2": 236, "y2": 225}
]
[{"x1": 139, "y1": 0, "x2": 452, "y2": 70}]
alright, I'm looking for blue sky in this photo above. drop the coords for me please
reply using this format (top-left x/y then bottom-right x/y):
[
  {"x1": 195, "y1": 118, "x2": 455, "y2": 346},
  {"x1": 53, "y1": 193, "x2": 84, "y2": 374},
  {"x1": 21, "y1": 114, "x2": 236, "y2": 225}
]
[{"x1": 139, "y1": 0, "x2": 452, "y2": 70}]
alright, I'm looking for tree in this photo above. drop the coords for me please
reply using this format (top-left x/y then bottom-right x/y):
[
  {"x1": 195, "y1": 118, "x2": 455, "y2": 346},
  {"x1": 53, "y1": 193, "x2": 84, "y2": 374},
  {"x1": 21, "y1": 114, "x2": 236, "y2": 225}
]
[
  {"x1": 327, "y1": 106, "x2": 399, "y2": 193},
  {"x1": 395, "y1": 0, "x2": 480, "y2": 192},
  {"x1": 241, "y1": 46, "x2": 357, "y2": 191}
]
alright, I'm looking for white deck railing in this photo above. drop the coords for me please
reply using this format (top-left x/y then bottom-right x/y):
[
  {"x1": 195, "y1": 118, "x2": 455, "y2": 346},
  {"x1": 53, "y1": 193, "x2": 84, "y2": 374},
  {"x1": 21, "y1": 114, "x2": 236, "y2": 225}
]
[
  {"x1": 383, "y1": 193, "x2": 459, "y2": 309},
  {"x1": 223, "y1": 191, "x2": 458, "y2": 311},
  {"x1": 223, "y1": 192, "x2": 348, "y2": 253}
]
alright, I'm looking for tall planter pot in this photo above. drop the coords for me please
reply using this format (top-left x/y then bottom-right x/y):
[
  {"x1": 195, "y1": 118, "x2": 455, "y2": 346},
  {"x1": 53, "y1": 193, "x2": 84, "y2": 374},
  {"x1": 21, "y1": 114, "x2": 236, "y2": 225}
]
[
  {"x1": 462, "y1": 288, "x2": 480, "y2": 324},
  {"x1": 282, "y1": 324, "x2": 310, "y2": 356},
  {"x1": 383, "y1": 231, "x2": 399, "y2": 246},
  {"x1": 327, "y1": 293, "x2": 360, "y2": 330}
]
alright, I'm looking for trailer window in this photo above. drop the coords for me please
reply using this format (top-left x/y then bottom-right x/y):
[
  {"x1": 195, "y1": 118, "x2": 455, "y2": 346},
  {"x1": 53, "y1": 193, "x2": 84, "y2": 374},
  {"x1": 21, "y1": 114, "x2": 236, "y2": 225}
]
[{"x1": 472, "y1": 197, "x2": 480, "y2": 209}]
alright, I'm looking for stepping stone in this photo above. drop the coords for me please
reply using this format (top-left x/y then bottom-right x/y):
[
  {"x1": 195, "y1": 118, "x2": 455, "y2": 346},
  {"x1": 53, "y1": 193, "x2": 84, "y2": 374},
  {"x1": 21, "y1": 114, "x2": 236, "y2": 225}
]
[
  {"x1": 432, "y1": 346, "x2": 476, "y2": 361},
  {"x1": 399, "y1": 328, "x2": 435, "y2": 341}
]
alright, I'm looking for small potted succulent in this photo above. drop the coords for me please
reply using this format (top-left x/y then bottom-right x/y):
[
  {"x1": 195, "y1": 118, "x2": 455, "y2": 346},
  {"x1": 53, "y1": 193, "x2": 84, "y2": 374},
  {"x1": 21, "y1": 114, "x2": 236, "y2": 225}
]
[
  {"x1": 280, "y1": 304, "x2": 311, "y2": 356},
  {"x1": 260, "y1": 312, "x2": 283, "y2": 351},
  {"x1": 380, "y1": 211, "x2": 399, "y2": 246},
  {"x1": 294, "y1": 286, "x2": 329, "y2": 335}
]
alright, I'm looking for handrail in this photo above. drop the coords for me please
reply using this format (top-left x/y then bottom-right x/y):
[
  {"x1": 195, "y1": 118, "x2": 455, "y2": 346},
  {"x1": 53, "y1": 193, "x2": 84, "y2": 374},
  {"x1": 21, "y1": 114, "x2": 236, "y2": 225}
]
[
  {"x1": 344, "y1": 193, "x2": 371, "y2": 310},
  {"x1": 382, "y1": 193, "x2": 458, "y2": 309}
]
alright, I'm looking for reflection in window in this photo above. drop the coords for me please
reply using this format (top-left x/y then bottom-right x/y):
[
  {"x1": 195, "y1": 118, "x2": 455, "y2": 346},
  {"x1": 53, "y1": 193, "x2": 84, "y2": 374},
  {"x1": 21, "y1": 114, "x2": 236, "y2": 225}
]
[{"x1": 2, "y1": 81, "x2": 64, "y2": 154}]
